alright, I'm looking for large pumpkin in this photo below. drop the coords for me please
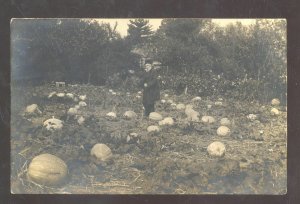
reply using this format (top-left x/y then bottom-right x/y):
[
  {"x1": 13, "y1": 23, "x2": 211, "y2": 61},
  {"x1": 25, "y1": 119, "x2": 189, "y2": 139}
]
[{"x1": 27, "y1": 154, "x2": 68, "y2": 186}]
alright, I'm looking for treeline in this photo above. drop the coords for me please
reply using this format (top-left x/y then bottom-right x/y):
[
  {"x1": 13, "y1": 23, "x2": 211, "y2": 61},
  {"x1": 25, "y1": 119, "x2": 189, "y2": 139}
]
[{"x1": 11, "y1": 18, "x2": 286, "y2": 102}]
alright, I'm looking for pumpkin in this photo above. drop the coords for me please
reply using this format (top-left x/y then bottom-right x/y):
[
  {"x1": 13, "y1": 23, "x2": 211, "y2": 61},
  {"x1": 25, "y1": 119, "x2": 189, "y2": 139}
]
[
  {"x1": 220, "y1": 118, "x2": 231, "y2": 126},
  {"x1": 79, "y1": 95, "x2": 86, "y2": 101},
  {"x1": 48, "y1": 91, "x2": 57, "y2": 98},
  {"x1": 159, "y1": 117, "x2": 174, "y2": 126},
  {"x1": 56, "y1": 93, "x2": 65, "y2": 98},
  {"x1": 90, "y1": 143, "x2": 112, "y2": 162},
  {"x1": 271, "y1": 98, "x2": 280, "y2": 106},
  {"x1": 201, "y1": 116, "x2": 216, "y2": 124},
  {"x1": 217, "y1": 126, "x2": 231, "y2": 136},
  {"x1": 176, "y1": 103, "x2": 186, "y2": 110},
  {"x1": 207, "y1": 141, "x2": 226, "y2": 157},
  {"x1": 43, "y1": 117, "x2": 63, "y2": 131},
  {"x1": 161, "y1": 99, "x2": 166, "y2": 104},
  {"x1": 170, "y1": 103, "x2": 177, "y2": 109},
  {"x1": 25, "y1": 104, "x2": 42, "y2": 115},
  {"x1": 167, "y1": 99, "x2": 174, "y2": 104},
  {"x1": 271, "y1": 108, "x2": 280, "y2": 115},
  {"x1": 27, "y1": 154, "x2": 68, "y2": 186},
  {"x1": 192, "y1": 96, "x2": 201, "y2": 102},
  {"x1": 106, "y1": 112, "x2": 117, "y2": 119},
  {"x1": 79, "y1": 101, "x2": 87, "y2": 107},
  {"x1": 147, "y1": 125, "x2": 160, "y2": 132},
  {"x1": 214, "y1": 101, "x2": 223, "y2": 106},
  {"x1": 123, "y1": 111, "x2": 137, "y2": 119},
  {"x1": 149, "y1": 112, "x2": 163, "y2": 121},
  {"x1": 66, "y1": 93, "x2": 74, "y2": 99},
  {"x1": 67, "y1": 107, "x2": 78, "y2": 115}
]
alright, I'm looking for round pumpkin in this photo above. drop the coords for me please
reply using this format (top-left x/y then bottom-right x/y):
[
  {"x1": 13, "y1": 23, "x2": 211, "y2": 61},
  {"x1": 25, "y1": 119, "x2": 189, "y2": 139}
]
[
  {"x1": 147, "y1": 125, "x2": 160, "y2": 132},
  {"x1": 201, "y1": 116, "x2": 216, "y2": 124},
  {"x1": 25, "y1": 104, "x2": 42, "y2": 115},
  {"x1": 271, "y1": 108, "x2": 280, "y2": 115},
  {"x1": 43, "y1": 117, "x2": 63, "y2": 131},
  {"x1": 217, "y1": 126, "x2": 231, "y2": 136},
  {"x1": 149, "y1": 112, "x2": 163, "y2": 121},
  {"x1": 90, "y1": 144, "x2": 112, "y2": 162},
  {"x1": 159, "y1": 117, "x2": 174, "y2": 126},
  {"x1": 192, "y1": 96, "x2": 201, "y2": 102},
  {"x1": 27, "y1": 154, "x2": 68, "y2": 186},
  {"x1": 207, "y1": 141, "x2": 226, "y2": 157},
  {"x1": 123, "y1": 111, "x2": 137, "y2": 119},
  {"x1": 271, "y1": 98, "x2": 280, "y2": 106}
]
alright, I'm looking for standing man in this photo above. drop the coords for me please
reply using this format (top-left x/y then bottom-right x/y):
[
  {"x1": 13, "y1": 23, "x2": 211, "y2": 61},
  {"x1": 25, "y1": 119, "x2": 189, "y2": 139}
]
[{"x1": 140, "y1": 63, "x2": 160, "y2": 117}]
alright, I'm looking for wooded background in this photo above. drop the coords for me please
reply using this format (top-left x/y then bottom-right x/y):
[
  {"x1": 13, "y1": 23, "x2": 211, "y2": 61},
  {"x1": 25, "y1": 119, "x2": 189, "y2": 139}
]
[{"x1": 11, "y1": 18, "x2": 286, "y2": 103}]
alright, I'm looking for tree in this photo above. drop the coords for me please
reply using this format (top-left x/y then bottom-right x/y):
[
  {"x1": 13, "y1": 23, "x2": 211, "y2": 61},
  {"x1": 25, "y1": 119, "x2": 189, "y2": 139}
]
[
  {"x1": 127, "y1": 19, "x2": 154, "y2": 46},
  {"x1": 154, "y1": 19, "x2": 213, "y2": 72}
]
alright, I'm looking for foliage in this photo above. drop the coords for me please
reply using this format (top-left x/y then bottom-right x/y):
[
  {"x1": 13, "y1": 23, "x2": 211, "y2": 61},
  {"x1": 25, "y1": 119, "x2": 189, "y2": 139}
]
[
  {"x1": 127, "y1": 19, "x2": 154, "y2": 46},
  {"x1": 11, "y1": 18, "x2": 286, "y2": 103}
]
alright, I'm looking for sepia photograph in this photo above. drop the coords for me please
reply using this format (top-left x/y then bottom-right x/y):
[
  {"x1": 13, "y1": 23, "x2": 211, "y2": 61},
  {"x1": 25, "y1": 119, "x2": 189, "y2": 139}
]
[{"x1": 10, "y1": 18, "x2": 287, "y2": 194}]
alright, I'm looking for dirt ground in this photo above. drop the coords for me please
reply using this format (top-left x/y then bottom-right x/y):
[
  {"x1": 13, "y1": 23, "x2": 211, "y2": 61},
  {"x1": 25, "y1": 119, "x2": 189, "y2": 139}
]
[{"x1": 10, "y1": 84, "x2": 287, "y2": 194}]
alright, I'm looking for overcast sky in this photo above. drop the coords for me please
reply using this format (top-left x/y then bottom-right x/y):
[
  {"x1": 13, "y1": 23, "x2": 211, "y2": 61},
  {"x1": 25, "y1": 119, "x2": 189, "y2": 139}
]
[{"x1": 96, "y1": 19, "x2": 258, "y2": 37}]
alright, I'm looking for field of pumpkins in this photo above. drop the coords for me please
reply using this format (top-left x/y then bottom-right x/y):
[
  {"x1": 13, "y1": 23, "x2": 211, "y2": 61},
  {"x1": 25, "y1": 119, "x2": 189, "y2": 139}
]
[{"x1": 10, "y1": 83, "x2": 287, "y2": 194}]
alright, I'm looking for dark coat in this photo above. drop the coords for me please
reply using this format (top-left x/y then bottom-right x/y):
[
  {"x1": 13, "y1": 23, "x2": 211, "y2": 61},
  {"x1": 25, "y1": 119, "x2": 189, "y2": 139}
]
[{"x1": 140, "y1": 70, "x2": 160, "y2": 105}]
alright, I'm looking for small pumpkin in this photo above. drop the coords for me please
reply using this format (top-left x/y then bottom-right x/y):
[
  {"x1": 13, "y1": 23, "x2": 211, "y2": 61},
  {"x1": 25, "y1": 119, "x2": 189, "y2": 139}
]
[
  {"x1": 27, "y1": 154, "x2": 68, "y2": 186},
  {"x1": 106, "y1": 112, "x2": 117, "y2": 118},
  {"x1": 217, "y1": 126, "x2": 231, "y2": 136},
  {"x1": 201, "y1": 116, "x2": 216, "y2": 124},
  {"x1": 123, "y1": 111, "x2": 137, "y2": 119},
  {"x1": 79, "y1": 95, "x2": 87, "y2": 101},
  {"x1": 147, "y1": 125, "x2": 160, "y2": 132},
  {"x1": 271, "y1": 108, "x2": 280, "y2": 115},
  {"x1": 66, "y1": 93, "x2": 74, "y2": 99},
  {"x1": 271, "y1": 98, "x2": 280, "y2": 106},
  {"x1": 56, "y1": 93, "x2": 65, "y2": 98},
  {"x1": 149, "y1": 112, "x2": 163, "y2": 121},
  {"x1": 43, "y1": 117, "x2": 63, "y2": 131},
  {"x1": 207, "y1": 141, "x2": 226, "y2": 157},
  {"x1": 79, "y1": 101, "x2": 87, "y2": 107},
  {"x1": 25, "y1": 104, "x2": 42, "y2": 115},
  {"x1": 90, "y1": 144, "x2": 112, "y2": 162},
  {"x1": 191, "y1": 96, "x2": 201, "y2": 102},
  {"x1": 159, "y1": 117, "x2": 174, "y2": 126}
]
